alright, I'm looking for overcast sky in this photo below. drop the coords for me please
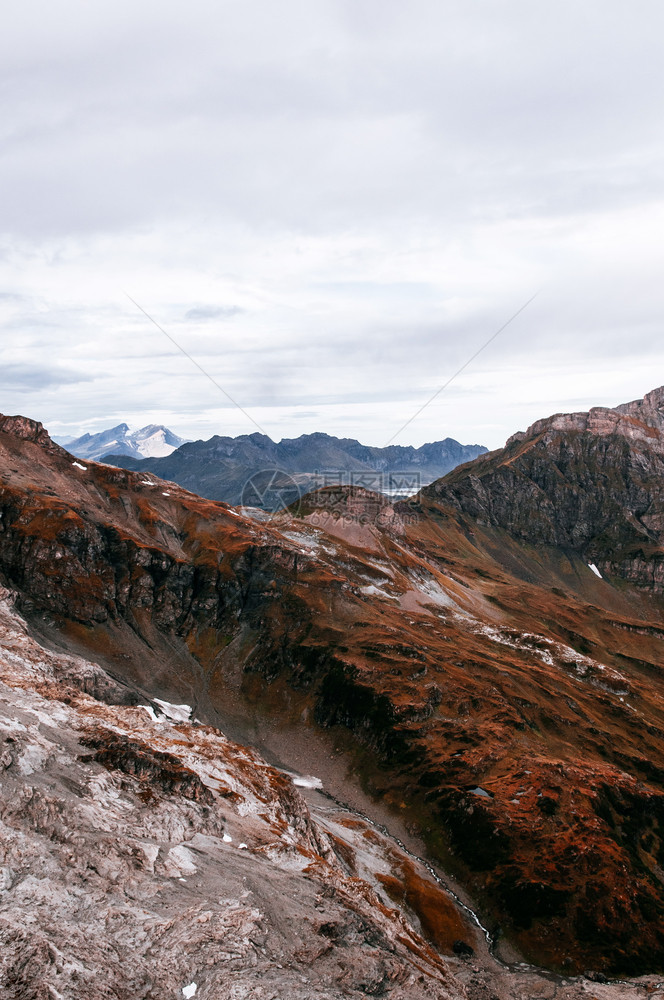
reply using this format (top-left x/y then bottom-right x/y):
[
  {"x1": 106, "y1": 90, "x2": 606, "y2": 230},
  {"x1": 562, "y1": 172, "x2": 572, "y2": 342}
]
[{"x1": 2, "y1": 0, "x2": 664, "y2": 449}]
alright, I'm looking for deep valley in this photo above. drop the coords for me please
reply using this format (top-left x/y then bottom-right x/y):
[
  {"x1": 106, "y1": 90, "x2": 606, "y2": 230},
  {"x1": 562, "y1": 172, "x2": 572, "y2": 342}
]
[{"x1": 3, "y1": 389, "x2": 664, "y2": 995}]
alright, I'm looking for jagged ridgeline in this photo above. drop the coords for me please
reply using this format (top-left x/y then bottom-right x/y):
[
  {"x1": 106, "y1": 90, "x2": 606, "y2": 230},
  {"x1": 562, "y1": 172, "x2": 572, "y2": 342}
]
[
  {"x1": 99, "y1": 430, "x2": 487, "y2": 508},
  {"x1": 2, "y1": 389, "x2": 664, "y2": 986}
]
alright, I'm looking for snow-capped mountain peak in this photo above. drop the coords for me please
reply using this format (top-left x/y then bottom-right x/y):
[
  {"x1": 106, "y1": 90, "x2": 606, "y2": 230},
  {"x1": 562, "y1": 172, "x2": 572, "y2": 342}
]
[
  {"x1": 131, "y1": 424, "x2": 186, "y2": 458},
  {"x1": 57, "y1": 423, "x2": 189, "y2": 462}
]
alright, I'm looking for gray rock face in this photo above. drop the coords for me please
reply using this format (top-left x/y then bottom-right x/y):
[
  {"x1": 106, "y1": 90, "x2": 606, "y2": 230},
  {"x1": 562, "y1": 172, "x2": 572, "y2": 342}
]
[
  {"x1": 425, "y1": 386, "x2": 664, "y2": 591},
  {"x1": 2, "y1": 590, "x2": 662, "y2": 1000},
  {"x1": 0, "y1": 587, "x2": 463, "y2": 1000},
  {"x1": 0, "y1": 414, "x2": 68, "y2": 457}
]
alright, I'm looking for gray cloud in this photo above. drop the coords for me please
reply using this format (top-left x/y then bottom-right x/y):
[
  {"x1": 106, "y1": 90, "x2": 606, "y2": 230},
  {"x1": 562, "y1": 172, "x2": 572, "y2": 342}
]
[
  {"x1": 0, "y1": 363, "x2": 92, "y2": 391},
  {"x1": 184, "y1": 305, "x2": 244, "y2": 322},
  {"x1": 1, "y1": 1, "x2": 663, "y2": 448},
  {"x1": 1, "y1": 1, "x2": 662, "y2": 236}
]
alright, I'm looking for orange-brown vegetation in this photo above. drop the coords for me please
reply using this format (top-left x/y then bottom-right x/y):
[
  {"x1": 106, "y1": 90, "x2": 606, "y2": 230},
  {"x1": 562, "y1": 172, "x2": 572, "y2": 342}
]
[{"x1": 4, "y1": 407, "x2": 664, "y2": 974}]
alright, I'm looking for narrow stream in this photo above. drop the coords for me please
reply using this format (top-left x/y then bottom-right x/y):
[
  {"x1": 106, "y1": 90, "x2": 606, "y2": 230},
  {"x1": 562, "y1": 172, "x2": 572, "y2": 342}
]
[
  {"x1": 200, "y1": 693, "x2": 652, "y2": 993},
  {"x1": 301, "y1": 779, "x2": 643, "y2": 992},
  {"x1": 314, "y1": 784, "x2": 513, "y2": 966}
]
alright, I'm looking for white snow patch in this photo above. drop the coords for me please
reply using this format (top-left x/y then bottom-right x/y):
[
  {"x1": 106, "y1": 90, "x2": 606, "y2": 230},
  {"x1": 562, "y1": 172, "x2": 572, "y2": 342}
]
[
  {"x1": 379, "y1": 486, "x2": 418, "y2": 497},
  {"x1": 460, "y1": 614, "x2": 623, "y2": 687},
  {"x1": 133, "y1": 427, "x2": 180, "y2": 459},
  {"x1": 470, "y1": 786, "x2": 492, "y2": 799},
  {"x1": 139, "y1": 705, "x2": 159, "y2": 722},
  {"x1": 72, "y1": 462, "x2": 87, "y2": 471},
  {"x1": 588, "y1": 563, "x2": 603, "y2": 579},
  {"x1": 222, "y1": 833, "x2": 233, "y2": 843},
  {"x1": 238, "y1": 842, "x2": 248, "y2": 850},
  {"x1": 182, "y1": 983, "x2": 197, "y2": 998},
  {"x1": 154, "y1": 699, "x2": 192, "y2": 722},
  {"x1": 292, "y1": 775, "x2": 323, "y2": 790},
  {"x1": 140, "y1": 480, "x2": 154, "y2": 486},
  {"x1": 162, "y1": 492, "x2": 171, "y2": 496},
  {"x1": 281, "y1": 530, "x2": 323, "y2": 551}
]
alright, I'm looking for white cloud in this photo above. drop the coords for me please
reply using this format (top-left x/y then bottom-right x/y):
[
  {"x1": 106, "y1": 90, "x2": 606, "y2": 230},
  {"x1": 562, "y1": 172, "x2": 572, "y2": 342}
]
[{"x1": 1, "y1": 1, "x2": 664, "y2": 448}]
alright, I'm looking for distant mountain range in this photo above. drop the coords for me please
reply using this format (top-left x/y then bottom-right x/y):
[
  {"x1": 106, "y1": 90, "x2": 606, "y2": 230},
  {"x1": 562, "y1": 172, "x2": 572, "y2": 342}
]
[
  {"x1": 99, "y1": 431, "x2": 488, "y2": 508},
  {"x1": 56, "y1": 423, "x2": 189, "y2": 461}
]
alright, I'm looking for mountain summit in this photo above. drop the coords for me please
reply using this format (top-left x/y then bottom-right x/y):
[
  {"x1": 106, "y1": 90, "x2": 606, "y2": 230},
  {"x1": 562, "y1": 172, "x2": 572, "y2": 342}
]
[
  {"x1": 62, "y1": 422, "x2": 189, "y2": 461},
  {"x1": 424, "y1": 385, "x2": 664, "y2": 590}
]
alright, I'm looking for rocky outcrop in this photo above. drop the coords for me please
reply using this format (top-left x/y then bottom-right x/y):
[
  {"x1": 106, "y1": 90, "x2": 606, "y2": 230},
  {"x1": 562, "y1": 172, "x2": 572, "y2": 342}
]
[
  {"x1": 6, "y1": 589, "x2": 664, "y2": 998},
  {"x1": 0, "y1": 414, "x2": 68, "y2": 457},
  {"x1": 0, "y1": 588, "x2": 468, "y2": 1000},
  {"x1": 507, "y1": 385, "x2": 664, "y2": 446},
  {"x1": 427, "y1": 387, "x2": 664, "y2": 591}
]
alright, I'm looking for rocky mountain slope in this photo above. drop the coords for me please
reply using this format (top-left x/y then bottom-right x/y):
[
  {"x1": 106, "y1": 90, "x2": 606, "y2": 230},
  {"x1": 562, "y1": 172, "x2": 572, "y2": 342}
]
[
  {"x1": 425, "y1": 385, "x2": 664, "y2": 590},
  {"x1": 105, "y1": 431, "x2": 487, "y2": 508},
  {"x1": 61, "y1": 422, "x2": 188, "y2": 461},
  {"x1": 3, "y1": 394, "x2": 664, "y2": 982},
  {"x1": 0, "y1": 586, "x2": 466, "y2": 1000},
  {"x1": 3, "y1": 558, "x2": 662, "y2": 1000}
]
